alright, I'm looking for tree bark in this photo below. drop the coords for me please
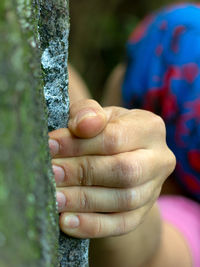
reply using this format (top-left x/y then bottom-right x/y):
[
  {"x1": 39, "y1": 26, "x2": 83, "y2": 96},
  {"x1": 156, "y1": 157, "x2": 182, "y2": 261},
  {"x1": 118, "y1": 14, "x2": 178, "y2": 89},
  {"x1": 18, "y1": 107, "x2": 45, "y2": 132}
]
[
  {"x1": 0, "y1": 0, "x2": 89, "y2": 266},
  {"x1": 35, "y1": 0, "x2": 90, "y2": 266},
  {"x1": 0, "y1": 0, "x2": 59, "y2": 266}
]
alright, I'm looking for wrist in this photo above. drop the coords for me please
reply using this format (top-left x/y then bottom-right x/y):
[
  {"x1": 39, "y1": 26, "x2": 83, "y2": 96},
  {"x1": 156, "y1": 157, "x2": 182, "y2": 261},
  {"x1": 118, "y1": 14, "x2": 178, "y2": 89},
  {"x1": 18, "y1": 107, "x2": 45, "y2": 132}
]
[{"x1": 89, "y1": 203, "x2": 161, "y2": 267}]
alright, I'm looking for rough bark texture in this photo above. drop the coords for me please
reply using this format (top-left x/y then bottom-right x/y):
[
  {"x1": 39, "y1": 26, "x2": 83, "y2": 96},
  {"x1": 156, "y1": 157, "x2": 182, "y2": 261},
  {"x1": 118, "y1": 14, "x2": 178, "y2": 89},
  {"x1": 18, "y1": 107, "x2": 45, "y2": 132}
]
[
  {"x1": 35, "y1": 0, "x2": 90, "y2": 266},
  {"x1": 0, "y1": 0, "x2": 89, "y2": 266},
  {"x1": 0, "y1": 0, "x2": 59, "y2": 266}
]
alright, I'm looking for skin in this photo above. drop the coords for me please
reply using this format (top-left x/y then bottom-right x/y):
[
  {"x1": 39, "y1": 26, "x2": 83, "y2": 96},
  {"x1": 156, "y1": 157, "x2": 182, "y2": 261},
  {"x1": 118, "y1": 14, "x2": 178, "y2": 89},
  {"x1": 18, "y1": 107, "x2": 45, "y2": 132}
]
[
  {"x1": 48, "y1": 65, "x2": 192, "y2": 266},
  {"x1": 49, "y1": 100, "x2": 174, "y2": 236}
]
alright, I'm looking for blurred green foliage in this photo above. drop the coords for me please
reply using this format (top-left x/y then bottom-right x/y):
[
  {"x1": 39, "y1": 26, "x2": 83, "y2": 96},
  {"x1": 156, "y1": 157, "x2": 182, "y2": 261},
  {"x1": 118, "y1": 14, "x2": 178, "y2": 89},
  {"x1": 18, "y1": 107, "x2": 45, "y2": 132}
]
[{"x1": 69, "y1": 0, "x2": 197, "y2": 99}]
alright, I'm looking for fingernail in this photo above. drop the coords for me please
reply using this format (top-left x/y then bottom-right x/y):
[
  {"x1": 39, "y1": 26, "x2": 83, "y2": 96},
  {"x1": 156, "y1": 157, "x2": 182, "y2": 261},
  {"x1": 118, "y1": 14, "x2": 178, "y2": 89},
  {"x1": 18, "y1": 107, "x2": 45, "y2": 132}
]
[
  {"x1": 49, "y1": 139, "x2": 59, "y2": 156},
  {"x1": 75, "y1": 109, "x2": 97, "y2": 125},
  {"x1": 53, "y1": 165, "x2": 65, "y2": 183},
  {"x1": 64, "y1": 215, "x2": 80, "y2": 228},
  {"x1": 56, "y1": 191, "x2": 66, "y2": 211}
]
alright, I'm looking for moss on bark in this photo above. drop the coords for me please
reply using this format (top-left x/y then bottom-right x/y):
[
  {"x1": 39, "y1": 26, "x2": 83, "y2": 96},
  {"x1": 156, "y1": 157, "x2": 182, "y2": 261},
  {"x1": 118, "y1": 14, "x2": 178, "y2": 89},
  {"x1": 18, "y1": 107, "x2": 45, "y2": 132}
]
[
  {"x1": 0, "y1": 0, "x2": 89, "y2": 266},
  {"x1": 34, "y1": 1, "x2": 89, "y2": 266},
  {"x1": 0, "y1": 1, "x2": 58, "y2": 266}
]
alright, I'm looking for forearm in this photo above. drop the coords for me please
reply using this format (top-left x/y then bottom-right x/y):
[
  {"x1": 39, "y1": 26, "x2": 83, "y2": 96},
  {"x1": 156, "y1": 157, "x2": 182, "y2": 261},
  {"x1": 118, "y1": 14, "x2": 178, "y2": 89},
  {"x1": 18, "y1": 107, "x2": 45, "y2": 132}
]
[
  {"x1": 89, "y1": 203, "x2": 161, "y2": 267},
  {"x1": 68, "y1": 63, "x2": 125, "y2": 107},
  {"x1": 149, "y1": 220, "x2": 192, "y2": 267},
  {"x1": 102, "y1": 63, "x2": 125, "y2": 107},
  {"x1": 68, "y1": 64, "x2": 91, "y2": 104},
  {"x1": 89, "y1": 201, "x2": 192, "y2": 267},
  {"x1": 67, "y1": 65, "x2": 190, "y2": 267}
]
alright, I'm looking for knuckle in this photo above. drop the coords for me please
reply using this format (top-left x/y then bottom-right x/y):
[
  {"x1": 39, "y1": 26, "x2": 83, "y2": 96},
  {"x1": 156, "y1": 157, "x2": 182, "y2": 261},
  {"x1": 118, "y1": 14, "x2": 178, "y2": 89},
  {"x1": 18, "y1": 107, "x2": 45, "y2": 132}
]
[
  {"x1": 88, "y1": 216, "x2": 103, "y2": 238},
  {"x1": 84, "y1": 157, "x2": 95, "y2": 186},
  {"x1": 129, "y1": 188, "x2": 141, "y2": 209},
  {"x1": 169, "y1": 150, "x2": 176, "y2": 172},
  {"x1": 126, "y1": 190, "x2": 136, "y2": 210},
  {"x1": 87, "y1": 99, "x2": 99, "y2": 106},
  {"x1": 78, "y1": 157, "x2": 94, "y2": 186},
  {"x1": 95, "y1": 217, "x2": 103, "y2": 237},
  {"x1": 84, "y1": 99, "x2": 102, "y2": 112},
  {"x1": 116, "y1": 157, "x2": 134, "y2": 187},
  {"x1": 157, "y1": 146, "x2": 176, "y2": 182},
  {"x1": 151, "y1": 114, "x2": 166, "y2": 137},
  {"x1": 103, "y1": 123, "x2": 121, "y2": 154},
  {"x1": 118, "y1": 189, "x2": 135, "y2": 211},
  {"x1": 117, "y1": 215, "x2": 129, "y2": 236},
  {"x1": 115, "y1": 156, "x2": 142, "y2": 187},
  {"x1": 146, "y1": 112, "x2": 166, "y2": 139},
  {"x1": 130, "y1": 160, "x2": 143, "y2": 185},
  {"x1": 70, "y1": 99, "x2": 101, "y2": 120},
  {"x1": 164, "y1": 148, "x2": 176, "y2": 176},
  {"x1": 79, "y1": 189, "x2": 90, "y2": 210},
  {"x1": 78, "y1": 162, "x2": 87, "y2": 186}
]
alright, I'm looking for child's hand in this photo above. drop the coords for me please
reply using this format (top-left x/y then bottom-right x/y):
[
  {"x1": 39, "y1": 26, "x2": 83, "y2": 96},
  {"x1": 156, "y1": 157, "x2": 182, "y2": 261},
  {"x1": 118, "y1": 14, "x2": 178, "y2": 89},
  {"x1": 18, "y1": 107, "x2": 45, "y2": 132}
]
[{"x1": 49, "y1": 99, "x2": 175, "y2": 238}]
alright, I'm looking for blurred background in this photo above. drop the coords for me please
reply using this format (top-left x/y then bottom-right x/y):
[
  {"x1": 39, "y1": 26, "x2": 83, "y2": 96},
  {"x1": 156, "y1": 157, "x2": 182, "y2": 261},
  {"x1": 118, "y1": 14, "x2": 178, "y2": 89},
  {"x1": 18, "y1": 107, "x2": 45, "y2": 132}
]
[{"x1": 69, "y1": 0, "x2": 197, "y2": 100}]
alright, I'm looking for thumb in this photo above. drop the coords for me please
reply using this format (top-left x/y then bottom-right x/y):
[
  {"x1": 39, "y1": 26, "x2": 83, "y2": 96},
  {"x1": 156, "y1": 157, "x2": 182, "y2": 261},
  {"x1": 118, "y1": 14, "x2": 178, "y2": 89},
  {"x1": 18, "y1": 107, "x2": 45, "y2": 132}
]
[{"x1": 68, "y1": 99, "x2": 107, "y2": 138}]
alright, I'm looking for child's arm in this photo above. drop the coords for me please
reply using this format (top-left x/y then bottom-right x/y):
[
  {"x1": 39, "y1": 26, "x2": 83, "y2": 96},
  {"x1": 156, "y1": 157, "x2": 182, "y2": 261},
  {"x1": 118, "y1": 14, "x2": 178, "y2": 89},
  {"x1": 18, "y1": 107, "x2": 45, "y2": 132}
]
[
  {"x1": 68, "y1": 64, "x2": 91, "y2": 103},
  {"x1": 49, "y1": 65, "x2": 188, "y2": 267},
  {"x1": 89, "y1": 203, "x2": 192, "y2": 267}
]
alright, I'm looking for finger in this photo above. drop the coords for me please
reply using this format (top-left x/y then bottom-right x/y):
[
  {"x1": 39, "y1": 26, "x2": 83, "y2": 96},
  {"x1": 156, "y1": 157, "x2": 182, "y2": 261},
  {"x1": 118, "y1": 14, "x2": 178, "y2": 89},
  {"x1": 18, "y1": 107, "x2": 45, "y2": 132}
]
[
  {"x1": 56, "y1": 181, "x2": 161, "y2": 213},
  {"x1": 59, "y1": 203, "x2": 153, "y2": 238},
  {"x1": 68, "y1": 99, "x2": 107, "y2": 138},
  {"x1": 52, "y1": 149, "x2": 168, "y2": 188},
  {"x1": 49, "y1": 109, "x2": 166, "y2": 158}
]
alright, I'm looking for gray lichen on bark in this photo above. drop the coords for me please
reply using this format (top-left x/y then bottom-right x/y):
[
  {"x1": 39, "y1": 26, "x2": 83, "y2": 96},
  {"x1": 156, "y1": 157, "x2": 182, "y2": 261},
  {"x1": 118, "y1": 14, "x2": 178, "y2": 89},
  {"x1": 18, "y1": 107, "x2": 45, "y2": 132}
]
[
  {"x1": 38, "y1": 2, "x2": 70, "y2": 131},
  {"x1": 35, "y1": 0, "x2": 90, "y2": 266},
  {"x1": 0, "y1": 0, "x2": 89, "y2": 266},
  {"x1": 0, "y1": 0, "x2": 59, "y2": 266}
]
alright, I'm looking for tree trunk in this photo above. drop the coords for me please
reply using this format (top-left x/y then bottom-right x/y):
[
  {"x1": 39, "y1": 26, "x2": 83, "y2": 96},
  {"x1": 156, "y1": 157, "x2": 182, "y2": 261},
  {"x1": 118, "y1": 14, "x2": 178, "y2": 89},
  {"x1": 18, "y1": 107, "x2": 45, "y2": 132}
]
[{"x1": 0, "y1": 0, "x2": 89, "y2": 266}]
